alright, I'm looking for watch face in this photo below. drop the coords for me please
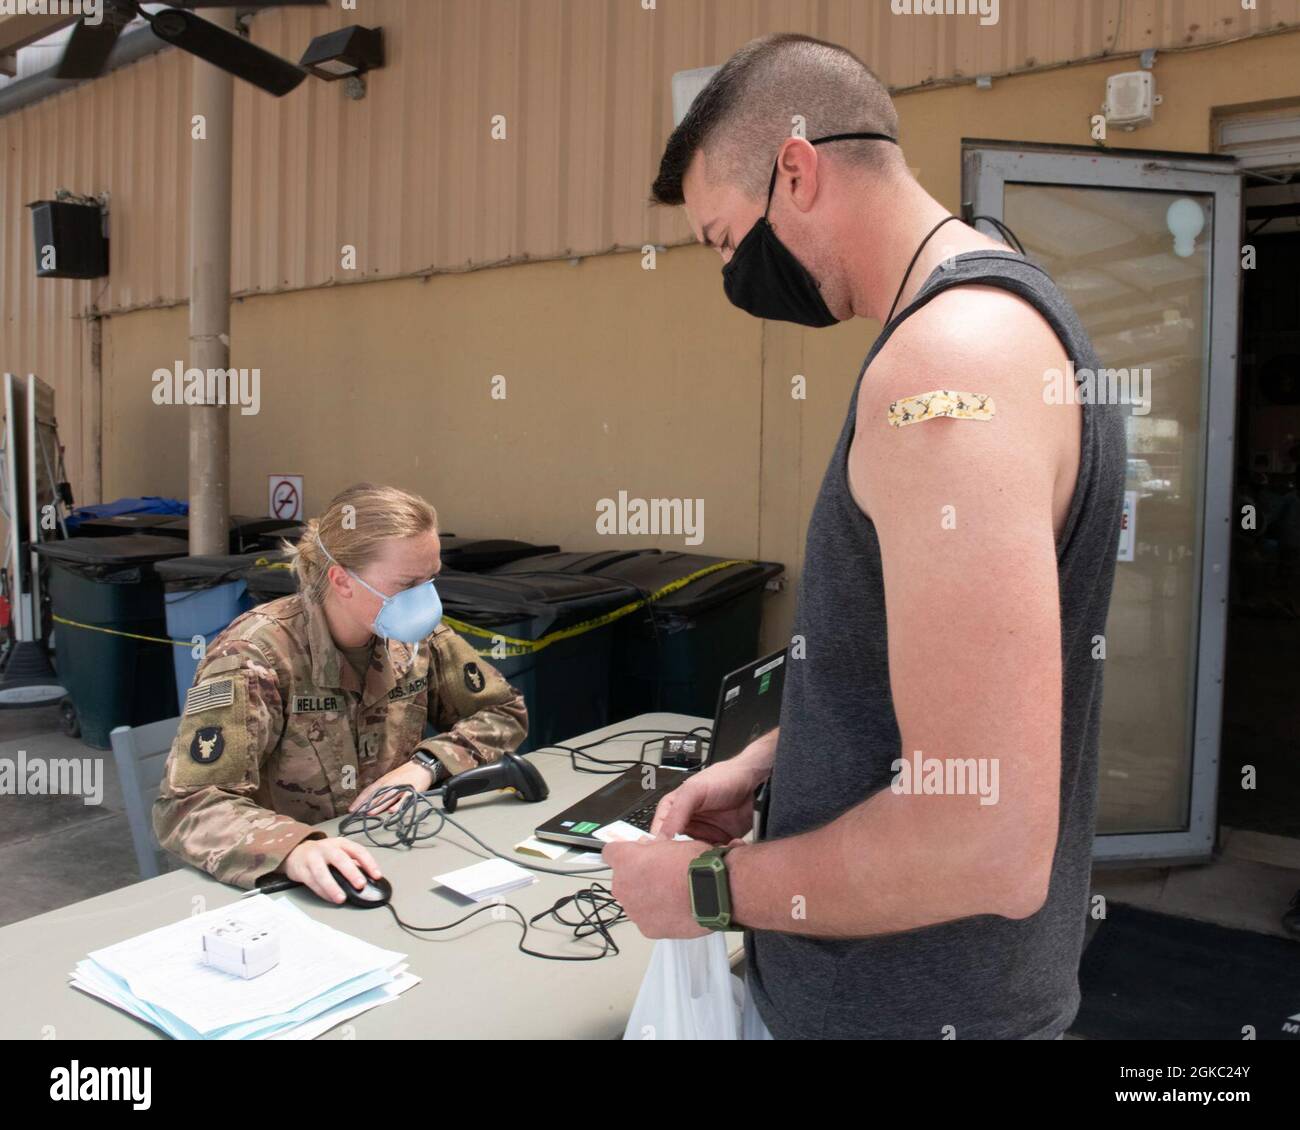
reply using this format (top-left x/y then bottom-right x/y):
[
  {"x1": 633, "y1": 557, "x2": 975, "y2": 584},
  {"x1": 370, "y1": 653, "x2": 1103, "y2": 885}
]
[{"x1": 690, "y1": 867, "x2": 721, "y2": 919}]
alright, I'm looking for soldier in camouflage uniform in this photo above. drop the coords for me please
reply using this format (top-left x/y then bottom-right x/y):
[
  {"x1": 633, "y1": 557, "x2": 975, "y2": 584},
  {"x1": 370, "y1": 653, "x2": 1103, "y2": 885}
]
[{"x1": 153, "y1": 484, "x2": 527, "y2": 902}]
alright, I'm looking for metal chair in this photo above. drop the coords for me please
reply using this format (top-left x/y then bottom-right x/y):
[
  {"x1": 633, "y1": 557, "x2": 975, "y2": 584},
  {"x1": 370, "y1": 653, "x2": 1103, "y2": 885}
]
[{"x1": 109, "y1": 716, "x2": 180, "y2": 880}]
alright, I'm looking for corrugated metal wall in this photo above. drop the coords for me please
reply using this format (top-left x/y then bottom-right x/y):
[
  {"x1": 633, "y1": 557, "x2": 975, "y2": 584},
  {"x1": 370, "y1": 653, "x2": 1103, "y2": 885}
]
[{"x1": 3, "y1": 0, "x2": 1299, "y2": 494}]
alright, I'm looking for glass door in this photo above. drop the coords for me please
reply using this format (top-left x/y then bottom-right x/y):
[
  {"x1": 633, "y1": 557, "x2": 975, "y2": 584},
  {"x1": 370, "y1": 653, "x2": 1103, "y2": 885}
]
[{"x1": 963, "y1": 142, "x2": 1242, "y2": 863}]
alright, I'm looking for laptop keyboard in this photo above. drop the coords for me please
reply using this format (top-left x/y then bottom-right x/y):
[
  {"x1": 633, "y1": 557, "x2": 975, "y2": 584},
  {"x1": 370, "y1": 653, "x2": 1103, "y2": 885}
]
[{"x1": 624, "y1": 799, "x2": 660, "y2": 832}]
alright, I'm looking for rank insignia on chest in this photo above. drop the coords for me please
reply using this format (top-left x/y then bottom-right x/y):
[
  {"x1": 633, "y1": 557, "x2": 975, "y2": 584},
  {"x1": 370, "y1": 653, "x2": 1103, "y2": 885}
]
[
  {"x1": 293, "y1": 694, "x2": 342, "y2": 713},
  {"x1": 190, "y1": 726, "x2": 225, "y2": 765},
  {"x1": 359, "y1": 733, "x2": 380, "y2": 763}
]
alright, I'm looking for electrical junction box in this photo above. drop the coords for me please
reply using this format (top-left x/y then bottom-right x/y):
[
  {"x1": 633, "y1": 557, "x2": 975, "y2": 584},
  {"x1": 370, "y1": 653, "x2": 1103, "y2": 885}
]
[{"x1": 1103, "y1": 71, "x2": 1162, "y2": 130}]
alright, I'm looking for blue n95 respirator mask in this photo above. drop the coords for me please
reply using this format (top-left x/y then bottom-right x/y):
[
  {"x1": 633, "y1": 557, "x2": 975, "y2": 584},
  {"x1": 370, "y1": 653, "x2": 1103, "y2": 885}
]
[{"x1": 319, "y1": 544, "x2": 443, "y2": 644}]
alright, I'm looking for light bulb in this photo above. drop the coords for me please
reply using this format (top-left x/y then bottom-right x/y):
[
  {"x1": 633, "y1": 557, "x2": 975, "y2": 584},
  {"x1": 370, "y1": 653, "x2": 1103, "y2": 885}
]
[{"x1": 1166, "y1": 198, "x2": 1205, "y2": 258}]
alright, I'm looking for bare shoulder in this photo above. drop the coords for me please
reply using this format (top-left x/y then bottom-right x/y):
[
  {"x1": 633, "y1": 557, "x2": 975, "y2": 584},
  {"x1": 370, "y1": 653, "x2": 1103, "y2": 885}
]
[
  {"x1": 861, "y1": 283, "x2": 1070, "y2": 428},
  {"x1": 851, "y1": 283, "x2": 1080, "y2": 521},
  {"x1": 857, "y1": 286, "x2": 1071, "y2": 462}
]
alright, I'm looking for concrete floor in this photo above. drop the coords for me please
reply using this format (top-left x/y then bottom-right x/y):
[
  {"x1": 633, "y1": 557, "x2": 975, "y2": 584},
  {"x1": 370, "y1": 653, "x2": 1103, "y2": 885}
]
[{"x1": 1, "y1": 705, "x2": 1298, "y2": 944}]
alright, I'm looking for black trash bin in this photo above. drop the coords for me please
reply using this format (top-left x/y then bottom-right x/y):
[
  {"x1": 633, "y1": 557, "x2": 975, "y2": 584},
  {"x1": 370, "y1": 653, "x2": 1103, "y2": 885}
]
[
  {"x1": 73, "y1": 513, "x2": 185, "y2": 538},
  {"x1": 240, "y1": 551, "x2": 297, "y2": 605},
  {"x1": 437, "y1": 536, "x2": 559, "y2": 573},
  {"x1": 34, "y1": 535, "x2": 188, "y2": 748},
  {"x1": 143, "y1": 514, "x2": 278, "y2": 554},
  {"x1": 436, "y1": 571, "x2": 641, "y2": 753},
  {"x1": 491, "y1": 550, "x2": 784, "y2": 719},
  {"x1": 257, "y1": 523, "x2": 306, "y2": 549}
]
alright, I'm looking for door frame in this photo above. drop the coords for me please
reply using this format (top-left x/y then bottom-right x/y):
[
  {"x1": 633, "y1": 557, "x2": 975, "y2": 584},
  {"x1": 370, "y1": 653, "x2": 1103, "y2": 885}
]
[{"x1": 961, "y1": 140, "x2": 1242, "y2": 864}]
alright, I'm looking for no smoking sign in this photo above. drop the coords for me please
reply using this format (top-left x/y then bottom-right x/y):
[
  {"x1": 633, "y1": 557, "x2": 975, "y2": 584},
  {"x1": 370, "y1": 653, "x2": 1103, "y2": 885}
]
[{"x1": 268, "y1": 474, "x2": 304, "y2": 522}]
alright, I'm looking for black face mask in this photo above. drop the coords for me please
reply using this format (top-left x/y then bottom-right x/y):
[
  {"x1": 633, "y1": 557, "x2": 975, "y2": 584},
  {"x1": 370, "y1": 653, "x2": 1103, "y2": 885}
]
[{"x1": 721, "y1": 132, "x2": 899, "y2": 328}]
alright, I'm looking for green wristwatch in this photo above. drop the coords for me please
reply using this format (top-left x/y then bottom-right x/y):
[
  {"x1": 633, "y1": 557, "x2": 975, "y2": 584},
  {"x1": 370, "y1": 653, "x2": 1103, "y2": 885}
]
[{"x1": 688, "y1": 846, "x2": 735, "y2": 931}]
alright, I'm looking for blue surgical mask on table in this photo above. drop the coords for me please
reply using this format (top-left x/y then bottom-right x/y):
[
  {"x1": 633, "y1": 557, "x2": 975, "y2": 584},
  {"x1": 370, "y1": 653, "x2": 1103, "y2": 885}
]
[{"x1": 319, "y1": 544, "x2": 443, "y2": 644}]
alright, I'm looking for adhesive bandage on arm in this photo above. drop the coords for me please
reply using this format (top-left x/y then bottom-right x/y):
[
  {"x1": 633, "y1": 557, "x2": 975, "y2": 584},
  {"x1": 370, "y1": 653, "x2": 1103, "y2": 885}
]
[{"x1": 887, "y1": 390, "x2": 995, "y2": 428}]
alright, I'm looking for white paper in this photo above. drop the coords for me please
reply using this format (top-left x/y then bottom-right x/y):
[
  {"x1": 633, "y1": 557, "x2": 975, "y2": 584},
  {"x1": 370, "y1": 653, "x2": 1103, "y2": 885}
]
[
  {"x1": 434, "y1": 858, "x2": 537, "y2": 902},
  {"x1": 78, "y1": 895, "x2": 406, "y2": 1038},
  {"x1": 268, "y1": 969, "x2": 421, "y2": 1040},
  {"x1": 592, "y1": 820, "x2": 653, "y2": 844}
]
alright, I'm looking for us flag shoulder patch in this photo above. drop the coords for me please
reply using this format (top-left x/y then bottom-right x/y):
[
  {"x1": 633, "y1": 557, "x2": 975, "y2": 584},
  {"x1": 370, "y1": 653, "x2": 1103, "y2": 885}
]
[{"x1": 185, "y1": 677, "x2": 236, "y2": 716}]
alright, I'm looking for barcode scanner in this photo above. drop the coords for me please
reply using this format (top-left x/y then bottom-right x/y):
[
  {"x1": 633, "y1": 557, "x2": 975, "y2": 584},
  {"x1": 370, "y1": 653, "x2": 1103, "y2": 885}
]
[{"x1": 440, "y1": 752, "x2": 548, "y2": 813}]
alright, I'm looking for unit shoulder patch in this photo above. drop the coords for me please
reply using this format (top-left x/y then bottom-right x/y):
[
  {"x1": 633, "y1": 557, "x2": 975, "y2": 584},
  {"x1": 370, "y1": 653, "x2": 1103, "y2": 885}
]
[
  {"x1": 190, "y1": 725, "x2": 225, "y2": 764},
  {"x1": 169, "y1": 672, "x2": 252, "y2": 790}
]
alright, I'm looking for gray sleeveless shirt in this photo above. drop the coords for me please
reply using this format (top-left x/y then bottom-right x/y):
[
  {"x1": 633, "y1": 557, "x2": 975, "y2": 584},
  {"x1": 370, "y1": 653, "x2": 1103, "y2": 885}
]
[{"x1": 746, "y1": 250, "x2": 1128, "y2": 1039}]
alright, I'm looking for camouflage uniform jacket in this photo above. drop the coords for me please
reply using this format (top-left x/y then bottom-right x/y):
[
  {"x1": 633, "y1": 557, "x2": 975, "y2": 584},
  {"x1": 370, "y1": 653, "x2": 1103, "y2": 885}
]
[{"x1": 152, "y1": 593, "x2": 527, "y2": 888}]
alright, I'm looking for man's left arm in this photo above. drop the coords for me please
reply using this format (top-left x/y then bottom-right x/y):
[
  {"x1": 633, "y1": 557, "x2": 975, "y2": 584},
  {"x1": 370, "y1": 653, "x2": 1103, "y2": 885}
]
[
  {"x1": 608, "y1": 311, "x2": 1070, "y2": 938},
  {"x1": 727, "y1": 327, "x2": 1067, "y2": 936}
]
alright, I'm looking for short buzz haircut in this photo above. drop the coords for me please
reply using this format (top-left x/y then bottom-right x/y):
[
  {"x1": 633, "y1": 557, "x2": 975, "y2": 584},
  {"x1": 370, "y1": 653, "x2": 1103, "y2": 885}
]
[{"x1": 651, "y1": 33, "x2": 901, "y2": 207}]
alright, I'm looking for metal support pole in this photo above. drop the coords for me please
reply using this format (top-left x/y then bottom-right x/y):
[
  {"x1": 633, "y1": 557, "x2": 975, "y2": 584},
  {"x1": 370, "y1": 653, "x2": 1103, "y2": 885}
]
[{"x1": 187, "y1": 7, "x2": 235, "y2": 557}]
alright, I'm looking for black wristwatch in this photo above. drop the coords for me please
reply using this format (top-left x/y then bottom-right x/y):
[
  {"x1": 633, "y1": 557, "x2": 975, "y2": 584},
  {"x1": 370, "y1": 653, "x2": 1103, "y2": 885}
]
[
  {"x1": 410, "y1": 748, "x2": 450, "y2": 788},
  {"x1": 688, "y1": 846, "x2": 736, "y2": 931}
]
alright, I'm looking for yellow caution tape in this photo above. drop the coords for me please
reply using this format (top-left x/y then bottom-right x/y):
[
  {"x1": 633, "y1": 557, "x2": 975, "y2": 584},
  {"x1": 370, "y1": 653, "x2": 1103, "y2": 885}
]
[
  {"x1": 51, "y1": 558, "x2": 766, "y2": 661},
  {"x1": 52, "y1": 613, "x2": 191, "y2": 647}
]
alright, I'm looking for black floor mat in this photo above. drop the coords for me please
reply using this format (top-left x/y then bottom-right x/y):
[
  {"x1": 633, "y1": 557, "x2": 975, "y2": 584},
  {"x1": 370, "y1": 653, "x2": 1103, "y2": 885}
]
[{"x1": 1074, "y1": 903, "x2": 1300, "y2": 1040}]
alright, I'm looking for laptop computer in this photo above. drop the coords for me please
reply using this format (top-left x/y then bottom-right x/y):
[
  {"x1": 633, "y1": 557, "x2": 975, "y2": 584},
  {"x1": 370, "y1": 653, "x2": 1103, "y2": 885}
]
[{"x1": 534, "y1": 647, "x2": 787, "y2": 850}]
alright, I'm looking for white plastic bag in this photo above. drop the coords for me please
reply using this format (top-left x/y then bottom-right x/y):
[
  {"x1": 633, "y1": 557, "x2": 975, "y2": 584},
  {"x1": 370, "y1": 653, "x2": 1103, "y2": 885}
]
[{"x1": 623, "y1": 934, "x2": 743, "y2": 1040}]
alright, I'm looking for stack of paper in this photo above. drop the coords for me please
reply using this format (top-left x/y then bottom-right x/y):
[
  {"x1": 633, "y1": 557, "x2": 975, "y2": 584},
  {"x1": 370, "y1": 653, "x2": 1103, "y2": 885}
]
[
  {"x1": 70, "y1": 896, "x2": 418, "y2": 1040},
  {"x1": 434, "y1": 858, "x2": 537, "y2": 902}
]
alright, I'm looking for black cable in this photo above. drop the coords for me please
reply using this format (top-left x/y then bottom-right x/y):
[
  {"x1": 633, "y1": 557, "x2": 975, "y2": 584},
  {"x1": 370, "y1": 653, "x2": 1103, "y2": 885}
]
[
  {"x1": 384, "y1": 882, "x2": 626, "y2": 961},
  {"x1": 885, "y1": 214, "x2": 963, "y2": 326},
  {"x1": 338, "y1": 783, "x2": 445, "y2": 849},
  {"x1": 541, "y1": 726, "x2": 712, "y2": 775},
  {"x1": 969, "y1": 213, "x2": 1028, "y2": 256},
  {"x1": 339, "y1": 783, "x2": 610, "y2": 874}
]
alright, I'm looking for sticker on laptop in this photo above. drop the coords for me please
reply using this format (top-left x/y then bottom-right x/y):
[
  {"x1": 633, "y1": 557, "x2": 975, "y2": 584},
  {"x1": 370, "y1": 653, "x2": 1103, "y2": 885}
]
[{"x1": 754, "y1": 654, "x2": 785, "y2": 678}]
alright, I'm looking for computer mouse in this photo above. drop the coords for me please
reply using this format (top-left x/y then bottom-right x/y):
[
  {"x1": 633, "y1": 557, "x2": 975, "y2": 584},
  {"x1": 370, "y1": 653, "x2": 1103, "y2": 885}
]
[{"x1": 326, "y1": 865, "x2": 392, "y2": 909}]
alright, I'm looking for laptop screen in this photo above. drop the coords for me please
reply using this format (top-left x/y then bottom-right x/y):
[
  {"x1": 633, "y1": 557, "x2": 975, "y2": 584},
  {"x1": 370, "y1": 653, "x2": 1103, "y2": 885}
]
[{"x1": 707, "y1": 648, "x2": 787, "y2": 765}]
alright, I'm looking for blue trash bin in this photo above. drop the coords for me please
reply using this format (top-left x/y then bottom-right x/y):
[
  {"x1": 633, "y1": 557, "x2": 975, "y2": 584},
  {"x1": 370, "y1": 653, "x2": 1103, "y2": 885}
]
[{"x1": 154, "y1": 554, "x2": 265, "y2": 709}]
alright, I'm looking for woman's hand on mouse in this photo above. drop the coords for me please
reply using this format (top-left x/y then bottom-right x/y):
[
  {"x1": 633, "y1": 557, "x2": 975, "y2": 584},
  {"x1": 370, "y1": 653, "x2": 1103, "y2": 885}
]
[{"x1": 284, "y1": 837, "x2": 383, "y2": 904}]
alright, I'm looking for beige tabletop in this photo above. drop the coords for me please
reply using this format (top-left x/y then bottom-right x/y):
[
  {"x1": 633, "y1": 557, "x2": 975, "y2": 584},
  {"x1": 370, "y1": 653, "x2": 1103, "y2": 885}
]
[{"x1": 0, "y1": 712, "x2": 743, "y2": 1040}]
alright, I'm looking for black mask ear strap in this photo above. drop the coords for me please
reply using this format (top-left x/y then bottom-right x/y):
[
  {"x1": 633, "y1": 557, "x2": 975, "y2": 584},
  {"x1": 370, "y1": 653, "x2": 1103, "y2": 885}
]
[
  {"x1": 763, "y1": 131, "x2": 900, "y2": 217},
  {"x1": 810, "y1": 132, "x2": 899, "y2": 147}
]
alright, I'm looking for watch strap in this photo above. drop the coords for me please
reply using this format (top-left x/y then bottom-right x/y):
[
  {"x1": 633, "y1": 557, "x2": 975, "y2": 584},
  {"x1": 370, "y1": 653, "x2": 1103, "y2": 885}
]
[
  {"x1": 410, "y1": 747, "x2": 449, "y2": 786},
  {"x1": 689, "y1": 846, "x2": 735, "y2": 931}
]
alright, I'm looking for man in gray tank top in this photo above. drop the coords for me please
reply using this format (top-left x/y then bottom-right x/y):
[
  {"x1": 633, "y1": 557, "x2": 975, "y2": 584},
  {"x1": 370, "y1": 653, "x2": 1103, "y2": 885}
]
[{"x1": 603, "y1": 32, "x2": 1127, "y2": 1040}]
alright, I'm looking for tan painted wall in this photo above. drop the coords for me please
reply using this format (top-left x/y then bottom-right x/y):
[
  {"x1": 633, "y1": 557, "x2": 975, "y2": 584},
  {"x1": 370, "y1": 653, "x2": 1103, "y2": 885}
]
[
  {"x1": 7, "y1": 3, "x2": 1300, "y2": 506},
  {"x1": 54, "y1": 31, "x2": 1300, "y2": 653}
]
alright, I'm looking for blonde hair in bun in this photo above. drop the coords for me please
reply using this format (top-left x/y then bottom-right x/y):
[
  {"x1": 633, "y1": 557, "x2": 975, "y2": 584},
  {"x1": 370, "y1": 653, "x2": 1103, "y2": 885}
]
[{"x1": 286, "y1": 482, "x2": 439, "y2": 603}]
